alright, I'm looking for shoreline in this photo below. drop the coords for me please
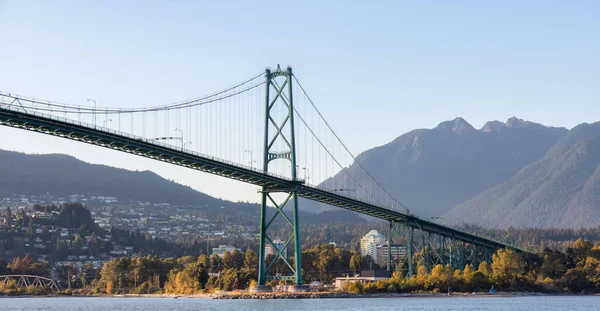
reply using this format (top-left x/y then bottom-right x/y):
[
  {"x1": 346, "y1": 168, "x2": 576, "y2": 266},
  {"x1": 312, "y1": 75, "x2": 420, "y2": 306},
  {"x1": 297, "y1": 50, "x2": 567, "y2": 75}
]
[{"x1": 2, "y1": 291, "x2": 597, "y2": 299}]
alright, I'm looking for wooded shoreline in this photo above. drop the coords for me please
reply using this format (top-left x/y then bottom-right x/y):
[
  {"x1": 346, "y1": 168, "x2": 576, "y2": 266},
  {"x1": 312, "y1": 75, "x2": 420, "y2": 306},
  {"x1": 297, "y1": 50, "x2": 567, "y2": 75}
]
[{"x1": 2, "y1": 291, "x2": 597, "y2": 300}]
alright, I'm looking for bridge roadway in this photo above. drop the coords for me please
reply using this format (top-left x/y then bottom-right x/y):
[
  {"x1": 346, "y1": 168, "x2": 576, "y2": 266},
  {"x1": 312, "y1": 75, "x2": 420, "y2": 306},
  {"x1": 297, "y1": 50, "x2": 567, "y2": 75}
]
[{"x1": 0, "y1": 105, "x2": 522, "y2": 252}]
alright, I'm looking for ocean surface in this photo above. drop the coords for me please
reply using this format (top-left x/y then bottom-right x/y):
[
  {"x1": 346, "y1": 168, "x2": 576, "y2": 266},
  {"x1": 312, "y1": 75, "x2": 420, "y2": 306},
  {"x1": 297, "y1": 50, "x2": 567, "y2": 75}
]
[
  {"x1": 0, "y1": 296, "x2": 600, "y2": 311},
  {"x1": 1, "y1": 296, "x2": 599, "y2": 310}
]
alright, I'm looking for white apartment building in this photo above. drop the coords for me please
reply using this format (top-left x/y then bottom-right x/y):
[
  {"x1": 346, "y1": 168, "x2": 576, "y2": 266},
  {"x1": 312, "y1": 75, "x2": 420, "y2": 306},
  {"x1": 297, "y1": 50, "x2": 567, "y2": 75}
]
[
  {"x1": 360, "y1": 230, "x2": 386, "y2": 260},
  {"x1": 212, "y1": 245, "x2": 240, "y2": 258}
]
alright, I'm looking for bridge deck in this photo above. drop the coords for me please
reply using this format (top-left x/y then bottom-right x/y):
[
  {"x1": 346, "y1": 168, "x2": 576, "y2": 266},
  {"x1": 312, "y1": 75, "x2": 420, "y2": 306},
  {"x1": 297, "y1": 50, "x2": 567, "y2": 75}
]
[{"x1": 0, "y1": 105, "x2": 523, "y2": 252}]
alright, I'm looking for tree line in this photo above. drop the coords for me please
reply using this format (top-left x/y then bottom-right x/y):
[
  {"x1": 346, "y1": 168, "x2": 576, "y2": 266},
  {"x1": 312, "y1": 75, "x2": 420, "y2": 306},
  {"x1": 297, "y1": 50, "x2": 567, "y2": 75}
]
[{"x1": 4, "y1": 238, "x2": 600, "y2": 295}]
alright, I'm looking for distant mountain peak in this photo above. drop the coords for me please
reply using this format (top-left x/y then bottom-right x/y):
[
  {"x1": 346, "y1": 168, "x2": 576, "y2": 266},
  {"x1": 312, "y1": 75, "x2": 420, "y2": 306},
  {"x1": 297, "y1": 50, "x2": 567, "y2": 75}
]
[
  {"x1": 436, "y1": 117, "x2": 475, "y2": 134},
  {"x1": 480, "y1": 120, "x2": 506, "y2": 132},
  {"x1": 505, "y1": 117, "x2": 535, "y2": 128}
]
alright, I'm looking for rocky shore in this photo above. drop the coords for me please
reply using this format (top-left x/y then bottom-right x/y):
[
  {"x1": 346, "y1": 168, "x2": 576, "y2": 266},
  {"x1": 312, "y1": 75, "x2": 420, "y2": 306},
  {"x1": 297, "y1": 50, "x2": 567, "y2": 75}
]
[{"x1": 212, "y1": 292, "x2": 354, "y2": 299}]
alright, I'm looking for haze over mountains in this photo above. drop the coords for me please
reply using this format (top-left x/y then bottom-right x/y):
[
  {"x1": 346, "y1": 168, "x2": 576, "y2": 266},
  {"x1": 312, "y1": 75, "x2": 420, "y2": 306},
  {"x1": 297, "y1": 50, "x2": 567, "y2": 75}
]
[
  {"x1": 313, "y1": 117, "x2": 568, "y2": 218},
  {"x1": 317, "y1": 116, "x2": 600, "y2": 229},
  {"x1": 2, "y1": 116, "x2": 599, "y2": 229},
  {"x1": 444, "y1": 121, "x2": 600, "y2": 229}
]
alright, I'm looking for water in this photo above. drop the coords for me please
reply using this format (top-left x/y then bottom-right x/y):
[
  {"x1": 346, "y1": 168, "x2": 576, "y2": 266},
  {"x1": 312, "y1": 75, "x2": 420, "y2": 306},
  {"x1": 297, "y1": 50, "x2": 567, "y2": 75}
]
[{"x1": 1, "y1": 296, "x2": 598, "y2": 310}]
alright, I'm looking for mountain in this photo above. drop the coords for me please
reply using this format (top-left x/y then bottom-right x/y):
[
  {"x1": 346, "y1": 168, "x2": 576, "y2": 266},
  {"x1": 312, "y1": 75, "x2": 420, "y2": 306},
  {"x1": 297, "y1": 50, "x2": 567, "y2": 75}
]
[
  {"x1": 443, "y1": 122, "x2": 600, "y2": 229},
  {"x1": 0, "y1": 149, "x2": 226, "y2": 208},
  {"x1": 0, "y1": 149, "x2": 366, "y2": 224},
  {"x1": 306, "y1": 117, "x2": 568, "y2": 217}
]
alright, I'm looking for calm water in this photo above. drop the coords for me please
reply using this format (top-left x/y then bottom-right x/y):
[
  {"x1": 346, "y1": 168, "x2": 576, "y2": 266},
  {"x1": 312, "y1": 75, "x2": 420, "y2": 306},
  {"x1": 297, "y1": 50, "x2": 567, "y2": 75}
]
[{"x1": 1, "y1": 296, "x2": 599, "y2": 310}]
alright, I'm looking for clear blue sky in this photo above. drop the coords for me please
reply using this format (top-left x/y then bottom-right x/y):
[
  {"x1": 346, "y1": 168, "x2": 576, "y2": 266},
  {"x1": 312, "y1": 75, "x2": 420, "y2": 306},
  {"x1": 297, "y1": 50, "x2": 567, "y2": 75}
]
[{"x1": 1, "y1": 1, "x2": 598, "y2": 202}]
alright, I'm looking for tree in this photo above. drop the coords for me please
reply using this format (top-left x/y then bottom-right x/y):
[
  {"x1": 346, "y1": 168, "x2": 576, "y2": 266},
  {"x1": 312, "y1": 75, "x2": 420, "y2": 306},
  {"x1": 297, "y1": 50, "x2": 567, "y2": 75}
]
[
  {"x1": 540, "y1": 248, "x2": 567, "y2": 279},
  {"x1": 28, "y1": 218, "x2": 34, "y2": 237},
  {"x1": 50, "y1": 238, "x2": 68, "y2": 262},
  {"x1": 222, "y1": 251, "x2": 233, "y2": 270},
  {"x1": 349, "y1": 254, "x2": 365, "y2": 274},
  {"x1": 430, "y1": 264, "x2": 452, "y2": 291},
  {"x1": 56, "y1": 263, "x2": 77, "y2": 289},
  {"x1": 230, "y1": 250, "x2": 244, "y2": 270},
  {"x1": 566, "y1": 239, "x2": 592, "y2": 269},
  {"x1": 72, "y1": 236, "x2": 83, "y2": 256},
  {"x1": 561, "y1": 267, "x2": 593, "y2": 293},
  {"x1": 463, "y1": 264, "x2": 475, "y2": 285},
  {"x1": 164, "y1": 261, "x2": 209, "y2": 294},
  {"x1": 209, "y1": 254, "x2": 222, "y2": 274},
  {"x1": 88, "y1": 232, "x2": 99, "y2": 256},
  {"x1": 198, "y1": 254, "x2": 210, "y2": 270},
  {"x1": 491, "y1": 249, "x2": 524, "y2": 288},
  {"x1": 317, "y1": 248, "x2": 335, "y2": 277},
  {"x1": 243, "y1": 250, "x2": 258, "y2": 273},
  {"x1": 99, "y1": 259, "x2": 121, "y2": 289},
  {"x1": 106, "y1": 281, "x2": 114, "y2": 295},
  {"x1": 8, "y1": 254, "x2": 49, "y2": 276},
  {"x1": 477, "y1": 261, "x2": 491, "y2": 278},
  {"x1": 80, "y1": 263, "x2": 97, "y2": 288}
]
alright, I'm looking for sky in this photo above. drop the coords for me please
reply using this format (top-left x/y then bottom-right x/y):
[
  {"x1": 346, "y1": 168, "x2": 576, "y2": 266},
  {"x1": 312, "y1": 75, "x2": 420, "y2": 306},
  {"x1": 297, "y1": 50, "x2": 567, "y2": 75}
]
[{"x1": 0, "y1": 0, "x2": 598, "y2": 203}]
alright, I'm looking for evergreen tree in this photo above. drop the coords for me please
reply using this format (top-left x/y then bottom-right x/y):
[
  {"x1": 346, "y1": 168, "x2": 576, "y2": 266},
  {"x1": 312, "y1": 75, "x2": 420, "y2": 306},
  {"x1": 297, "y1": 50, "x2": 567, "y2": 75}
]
[
  {"x1": 209, "y1": 254, "x2": 222, "y2": 274},
  {"x1": 28, "y1": 218, "x2": 34, "y2": 237}
]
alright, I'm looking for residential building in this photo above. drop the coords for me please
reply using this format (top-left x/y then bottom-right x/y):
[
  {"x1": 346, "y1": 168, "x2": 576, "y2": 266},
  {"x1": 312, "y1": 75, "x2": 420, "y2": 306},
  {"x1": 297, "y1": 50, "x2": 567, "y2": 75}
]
[
  {"x1": 265, "y1": 239, "x2": 287, "y2": 258},
  {"x1": 212, "y1": 245, "x2": 240, "y2": 258},
  {"x1": 376, "y1": 244, "x2": 407, "y2": 267},
  {"x1": 360, "y1": 230, "x2": 386, "y2": 260}
]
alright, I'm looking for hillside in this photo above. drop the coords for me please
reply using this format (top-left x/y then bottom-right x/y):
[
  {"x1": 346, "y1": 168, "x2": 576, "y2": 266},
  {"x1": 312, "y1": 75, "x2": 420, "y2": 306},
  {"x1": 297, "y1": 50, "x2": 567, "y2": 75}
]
[
  {"x1": 0, "y1": 149, "x2": 366, "y2": 224},
  {"x1": 0, "y1": 149, "x2": 226, "y2": 208},
  {"x1": 308, "y1": 117, "x2": 567, "y2": 217},
  {"x1": 443, "y1": 122, "x2": 600, "y2": 229}
]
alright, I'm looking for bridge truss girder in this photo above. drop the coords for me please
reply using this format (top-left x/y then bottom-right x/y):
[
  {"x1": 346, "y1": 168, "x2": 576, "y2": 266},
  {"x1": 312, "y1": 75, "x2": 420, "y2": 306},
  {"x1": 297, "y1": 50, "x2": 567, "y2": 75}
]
[
  {"x1": 0, "y1": 275, "x2": 62, "y2": 291},
  {"x1": 386, "y1": 221, "x2": 497, "y2": 277}
]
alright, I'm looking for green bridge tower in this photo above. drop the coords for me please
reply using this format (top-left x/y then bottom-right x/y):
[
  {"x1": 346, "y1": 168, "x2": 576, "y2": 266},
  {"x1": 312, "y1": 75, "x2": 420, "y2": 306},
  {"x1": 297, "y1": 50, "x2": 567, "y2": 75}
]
[{"x1": 257, "y1": 65, "x2": 304, "y2": 288}]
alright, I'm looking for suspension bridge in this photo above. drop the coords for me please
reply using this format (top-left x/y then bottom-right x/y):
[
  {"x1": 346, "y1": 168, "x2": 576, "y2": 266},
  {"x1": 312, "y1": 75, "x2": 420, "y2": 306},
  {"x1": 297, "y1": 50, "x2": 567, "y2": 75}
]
[{"x1": 0, "y1": 65, "x2": 524, "y2": 290}]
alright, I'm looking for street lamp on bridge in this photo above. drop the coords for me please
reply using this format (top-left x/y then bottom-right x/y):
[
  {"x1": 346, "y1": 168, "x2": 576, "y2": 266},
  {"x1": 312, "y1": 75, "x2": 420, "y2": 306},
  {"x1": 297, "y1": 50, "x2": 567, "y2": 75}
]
[
  {"x1": 103, "y1": 118, "x2": 112, "y2": 127},
  {"x1": 175, "y1": 128, "x2": 184, "y2": 150},
  {"x1": 288, "y1": 165, "x2": 309, "y2": 183},
  {"x1": 86, "y1": 98, "x2": 97, "y2": 126},
  {"x1": 244, "y1": 150, "x2": 256, "y2": 168}
]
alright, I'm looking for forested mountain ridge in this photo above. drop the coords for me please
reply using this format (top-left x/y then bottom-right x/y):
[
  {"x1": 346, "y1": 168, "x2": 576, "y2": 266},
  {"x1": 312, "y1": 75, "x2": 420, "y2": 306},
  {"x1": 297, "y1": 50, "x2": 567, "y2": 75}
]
[
  {"x1": 0, "y1": 149, "x2": 225, "y2": 208},
  {"x1": 307, "y1": 117, "x2": 567, "y2": 217},
  {"x1": 444, "y1": 122, "x2": 600, "y2": 229},
  {"x1": 0, "y1": 149, "x2": 366, "y2": 224},
  {"x1": 3, "y1": 116, "x2": 599, "y2": 229}
]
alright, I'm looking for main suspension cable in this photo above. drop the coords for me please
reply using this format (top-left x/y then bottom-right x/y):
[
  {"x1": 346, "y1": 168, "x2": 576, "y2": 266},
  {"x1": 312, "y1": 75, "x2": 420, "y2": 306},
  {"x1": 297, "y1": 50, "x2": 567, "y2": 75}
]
[
  {"x1": 0, "y1": 80, "x2": 265, "y2": 114},
  {"x1": 292, "y1": 75, "x2": 411, "y2": 213},
  {"x1": 0, "y1": 72, "x2": 264, "y2": 114}
]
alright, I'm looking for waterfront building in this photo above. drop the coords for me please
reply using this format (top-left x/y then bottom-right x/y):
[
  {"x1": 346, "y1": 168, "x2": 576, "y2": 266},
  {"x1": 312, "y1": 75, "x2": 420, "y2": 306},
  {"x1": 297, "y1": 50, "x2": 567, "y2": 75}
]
[{"x1": 334, "y1": 270, "x2": 391, "y2": 290}]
